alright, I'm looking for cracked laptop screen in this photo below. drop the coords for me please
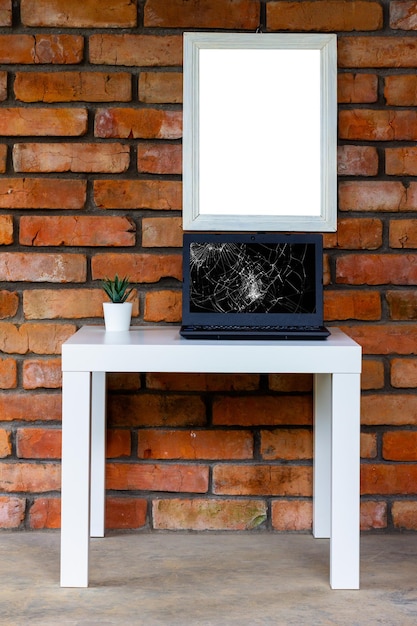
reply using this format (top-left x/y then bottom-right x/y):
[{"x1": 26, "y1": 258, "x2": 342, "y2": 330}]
[{"x1": 189, "y1": 242, "x2": 316, "y2": 315}]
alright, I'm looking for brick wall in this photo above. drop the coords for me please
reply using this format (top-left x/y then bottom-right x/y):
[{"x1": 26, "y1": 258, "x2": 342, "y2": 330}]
[{"x1": 0, "y1": 0, "x2": 417, "y2": 532}]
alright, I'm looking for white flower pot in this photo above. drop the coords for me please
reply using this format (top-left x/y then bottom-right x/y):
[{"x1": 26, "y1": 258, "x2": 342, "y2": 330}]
[{"x1": 103, "y1": 302, "x2": 132, "y2": 332}]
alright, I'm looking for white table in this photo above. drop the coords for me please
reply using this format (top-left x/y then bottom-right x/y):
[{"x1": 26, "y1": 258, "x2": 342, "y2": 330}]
[{"x1": 60, "y1": 326, "x2": 361, "y2": 589}]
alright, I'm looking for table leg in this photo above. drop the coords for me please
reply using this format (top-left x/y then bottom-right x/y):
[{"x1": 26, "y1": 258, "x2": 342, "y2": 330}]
[
  {"x1": 90, "y1": 372, "x2": 106, "y2": 538},
  {"x1": 313, "y1": 373, "x2": 331, "y2": 539},
  {"x1": 330, "y1": 372, "x2": 360, "y2": 590},
  {"x1": 60, "y1": 371, "x2": 91, "y2": 588}
]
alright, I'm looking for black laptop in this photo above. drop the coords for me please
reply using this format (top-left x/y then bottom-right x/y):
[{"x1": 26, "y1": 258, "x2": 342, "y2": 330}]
[{"x1": 180, "y1": 232, "x2": 330, "y2": 340}]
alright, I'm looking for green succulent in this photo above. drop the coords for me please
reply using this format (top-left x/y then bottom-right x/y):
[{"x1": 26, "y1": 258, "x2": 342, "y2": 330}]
[{"x1": 102, "y1": 275, "x2": 133, "y2": 303}]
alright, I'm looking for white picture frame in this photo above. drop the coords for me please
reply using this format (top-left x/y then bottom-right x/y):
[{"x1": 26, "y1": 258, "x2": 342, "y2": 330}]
[{"x1": 182, "y1": 32, "x2": 337, "y2": 232}]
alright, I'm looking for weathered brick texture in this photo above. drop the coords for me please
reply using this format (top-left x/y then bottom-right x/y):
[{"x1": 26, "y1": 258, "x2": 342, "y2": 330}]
[
  {"x1": 267, "y1": 1, "x2": 382, "y2": 32},
  {"x1": 19, "y1": 216, "x2": 136, "y2": 247},
  {"x1": 13, "y1": 143, "x2": 130, "y2": 173},
  {"x1": 0, "y1": 0, "x2": 416, "y2": 534},
  {"x1": 21, "y1": 0, "x2": 138, "y2": 28},
  {"x1": 143, "y1": 0, "x2": 259, "y2": 29},
  {"x1": 153, "y1": 498, "x2": 267, "y2": 531},
  {"x1": 0, "y1": 34, "x2": 83, "y2": 64},
  {"x1": 89, "y1": 34, "x2": 182, "y2": 66},
  {"x1": 0, "y1": 108, "x2": 87, "y2": 136},
  {"x1": 14, "y1": 71, "x2": 132, "y2": 103}
]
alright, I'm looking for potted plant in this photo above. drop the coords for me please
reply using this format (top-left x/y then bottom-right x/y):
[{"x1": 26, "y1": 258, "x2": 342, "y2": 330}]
[{"x1": 101, "y1": 275, "x2": 133, "y2": 331}]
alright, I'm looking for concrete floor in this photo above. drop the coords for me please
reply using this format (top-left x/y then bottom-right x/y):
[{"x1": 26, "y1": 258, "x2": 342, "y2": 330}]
[{"x1": 1, "y1": 532, "x2": 417, "y2": 625}]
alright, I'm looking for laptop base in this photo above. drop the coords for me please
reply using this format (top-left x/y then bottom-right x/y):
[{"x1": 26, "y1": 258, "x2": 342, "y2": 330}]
[{"x1": 180, "y1": 325, "x2": 330, "y2": 341}]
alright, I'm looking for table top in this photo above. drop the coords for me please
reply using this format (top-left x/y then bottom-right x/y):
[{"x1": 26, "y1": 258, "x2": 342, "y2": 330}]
[{"x1": 61, "y1": 326, "x2": 362, "y2": 374}]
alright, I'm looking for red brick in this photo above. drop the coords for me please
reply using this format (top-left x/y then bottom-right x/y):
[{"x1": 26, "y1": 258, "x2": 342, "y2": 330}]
[
  {"x1": 360, "y1": 501, "x2": 387, "y2": 530},
  {"x1": 385, "y1": 76, "x2": 417, "y2": 107},
  {"x1": 0, "y1": 290, "x2": 18, "y2": 318},
  {"x1": 138, "y1": 429, "x2": 253, "y2": 460},
  {"x1": 337, "y1": 145, "x2": 378, "y2": 176},
  {"x1": 329, "y1": 218, "x2": 382, "y2": 249},
  {"x1": 0, "y1": 253, "x2": 86, "y2": 283},
  {"x1": 342, "y1": 324, "x2": 417, "y2": 355},
  {"x1": 383, "y1": 431, "x2": 417, "y2": 461},
  {"x1": 339, "y1": 109, "x2": 417, "y2": 141},
  {"x1": 390, "y1": 220, "x2": 417, "y2": 249},
  {"x1": 260, "y1": 428, "x2": 312, "y2": 460},
  {"x1": 21, "y1": 0, "x2": 137, "y2": 28},
  {"x1": 0, "y1": 34, "x2": 83, "y2": 64},
  {"x1": 0, "y1": 322, "x2": 75, "y2": 354},
  {"x1": 400, "y1": 183, "x2": 417, "y2": 211},
  {"x1": 144, "y1": 0, "x2": 259, "y2": 29},
  {"x1": 106, "y1": 462, "x2": 209, "y2": 493},
  {"x1": 28, "y1": 324, "x2": 76, "y2": 354},
  {"x1": 0, "y1": 108, "x2": 87, "y2": 136},
  {"x1": 0, "y1": 496, "x2": 25, "y2": 529},
  {"x1": 139, "y1": 72, "x2": 182, "y2": 104},
  {"x1": 271, "y1": 500, "x2": 312, "y2": 531},
  {"x1": 267, "y1": 1, "x2": 382, "y2": 32},
  {"x1": 0, "y1": 428, "x2": 11, "y2": 456},
  {"x1": 338, "y1": 73, "x2": 378, "y2": 104},
  {"x1": 35, "y1": 35, "x2": 84, "y2": 64},
  {"x1": 387, "y1": 290, "x2": 417, "y2": 320},
  {"x1": 386, "y1": 147, "x2": 417, "y2": 175},
  {"x1": 22, "y1": 358, "x2": 62, "y2": 389},
  {"x1": 0, "y1": 462, "x2": 60, "y2": 492},
  {"x1": 146, "y1": 373, "x2": 260, "y2": 393},
  {"x1": 89, "y1": 34, "x2": 182, "y2": 66},
  {"x1": 361, "y1": 394, "x2": 417, "y2": 426},
  {"x1": 0, "y1": 216, "x2": 12, "y2": 245},
  {"x1": 323, "y1": 254, "x2": 332, "y2": 285},
  {"x1": 153, "y1": 498, "x2": 267, "y2": 531},
  {"x1": 0, "y1": 357, "x2": 17, "y2": 389},
  {"x1": 0, "y1": 143, "x2": 7, "y2": 169},
  {"x1": 213, "y1": 396, "x2": 312, "y2": 427},
  {"x1": 144, "y1": 290, "x2": 181, "y2": 323},
  {"x1": 324, "y1": 290, "x2": 381, "y2": 321},
  {"x1": 0, "y1": 0, "x2": 11, "y2": 26},
  {"x1": 13, "y1": 143, "x2": 130, "y2": 173},
  {"x1": 336, "y1": 254, "x2": 417, "y2": 285},
  {"x1": 142, "y1": 217, "x2": 182, "y2": 247},
  {"x1": 107, "y1": 429, "x2": 131, "y2": 458},
  {"x1": 0, "y1": 178, "x2": 86, "y2": 209},
  {"x1": 23, "y1": 288, "x2": 138, "y2": 320},
  {"x1": 391, "y1": 501, "x2": 417, "y2": 530},
  {"x1": 15, "y1": 71, "x2": 131, "y2": 103},
  {"x1": 95, "y1": 108, "x2": 182, "y2": 139},
  {"x1": 339, "y1": 36, "x2": 417, "y2": 67},
  {"x1": 137, "y1": 142, "x2": 182, "y2": 175},
  {"x1": 92, "y1": 253, "x2": 181, "y2": 283},
  {"x1": 361, "y1": 359, "x2": 384, "y2": 390},
  {"x1": 213, "y1": 464, "x2": 312, "y2": 496},
  {"x1": 361, "y1": 464, "x2": 417, "y2": 495},
  {"x1": 0, "y1": 74, "x2": 6, "y2": 104},
  {"x1": 390, "y1": 1, "x2": 417, "y2": 30},
  {"x1": 107, "y1": 373, "x2": 141, "y2": 391},
  {"x1": 106, "y1": 497, "x2": 147, "y2": 530},
  {"x1": 361, "y1": 432, "x2": 377, "y2": 459},
  {"x1": 268, "y1": 374, "x2": 313, "y2": 393},
  {"x1": 108, "y1": 394, "x2": 206, "y2": 428},
  {"x1": 16, "y1": 427, "x2": 61, "y2": 459},
  {"x1": 94, "y1": 179, "x2": 181, "y2": 210},
  {"x1": 0, "y1": 392, "x2": 61, "y2": 422},
  {"x1": 391, "y1": 357, "x2": 417, "y2": 387},
  {"x1": 29, "y1": 497, "x2": 60, "y2": 529},
  {"x1": 339, "y1": 181, "x2": 411, "y2": 212},
  {"x1": 20, "y1": 216, "x2": 135, "y2": 247}
]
